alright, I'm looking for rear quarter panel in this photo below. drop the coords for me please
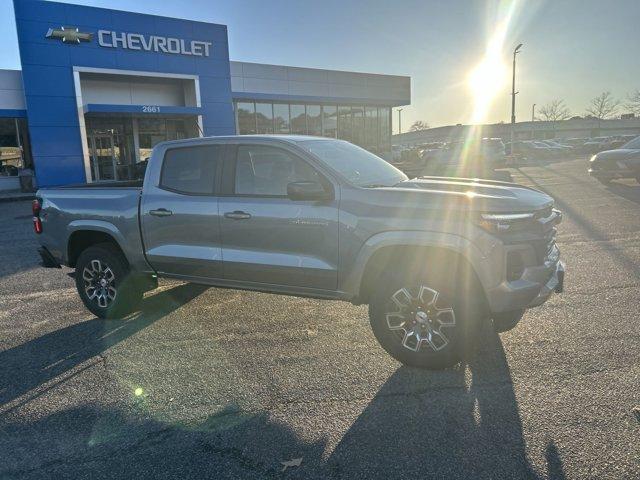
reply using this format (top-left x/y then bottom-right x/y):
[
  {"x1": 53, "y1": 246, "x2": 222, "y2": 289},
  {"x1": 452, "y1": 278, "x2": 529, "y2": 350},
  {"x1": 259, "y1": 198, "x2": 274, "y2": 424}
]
[{"x1": 37, "y1": 187, "x2": 149, "y2": 271}]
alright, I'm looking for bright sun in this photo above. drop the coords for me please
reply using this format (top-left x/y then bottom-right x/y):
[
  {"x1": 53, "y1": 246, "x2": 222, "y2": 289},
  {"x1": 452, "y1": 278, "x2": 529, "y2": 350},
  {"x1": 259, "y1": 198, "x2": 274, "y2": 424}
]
[{"x1": 467, "y1": 53, "x2": 508, "y2": 124}]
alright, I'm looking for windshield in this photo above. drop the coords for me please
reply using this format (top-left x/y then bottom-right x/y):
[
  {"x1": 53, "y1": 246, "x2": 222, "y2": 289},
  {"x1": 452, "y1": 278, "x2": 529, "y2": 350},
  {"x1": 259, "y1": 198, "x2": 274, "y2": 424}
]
[
  {"x1": 299, "y1": 139, "x2": 408, "y2": 187},
  {"x1": 621, "y1": 135, "x2": 640, "y2": 149}
]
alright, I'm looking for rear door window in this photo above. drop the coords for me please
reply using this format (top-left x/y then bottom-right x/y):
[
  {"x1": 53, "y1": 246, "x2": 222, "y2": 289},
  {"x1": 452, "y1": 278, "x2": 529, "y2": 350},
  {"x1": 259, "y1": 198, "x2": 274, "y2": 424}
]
[{"x1": 160, "y1": 145, "x2": 223, "y2": 195}]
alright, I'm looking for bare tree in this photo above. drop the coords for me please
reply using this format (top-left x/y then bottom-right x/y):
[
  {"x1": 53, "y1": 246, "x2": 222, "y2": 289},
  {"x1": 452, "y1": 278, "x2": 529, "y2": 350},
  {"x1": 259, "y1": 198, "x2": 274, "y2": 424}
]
[
  {"x1": 625, "y1": 89, "x2": 640, "y2": 115},
  {"x1": 585, "y1": 91, "x2": 620, "y2": 129},
  {"x1": 537, "y1": 100, "x2": 571, "y2": 128},
  {"x1": 409, "y1": 120, "x2": 430, "y2": 132}
]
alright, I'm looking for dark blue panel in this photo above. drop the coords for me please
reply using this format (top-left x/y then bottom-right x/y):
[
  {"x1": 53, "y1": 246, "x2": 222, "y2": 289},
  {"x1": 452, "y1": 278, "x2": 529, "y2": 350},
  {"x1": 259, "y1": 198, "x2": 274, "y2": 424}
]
[
  {"x1": 157, "y1": 53, "x2": 197, "y2": 74},
  {"x1": 14, "y1": 0, "x2": 66, "y2": 23},
  {"x1": 85, "y1": 104, "x2": 203, "y2": 115},
  {"x1": 191, "y1": 22, "x2": 229, "y2": 43},
  {"x1": 15, "y1": 19, "x2": 58, "y2": 45},
  {"x1": 110, "y1": 9, "x2": 156, "y2": 35},
  {"x1": 29, "y1": 126, "x2": 83, "y2": 157},
  {"x1": 64, "y1": 3, "x2": 114, "y2": 29},
  {"x1": 19, "y1": 41, "x2": 70, "y2": 66},
  {"x1": 199, "y1": 76, "x2": 234, "y2": 103},
  {"x1": 68, "y1": 46, "x2": 118, "y2": 69},
  {"x1": 154, "y1": 16, "x2": 193, "y2": 37},
  {"x1": 26, "y1": 96, "x2": 78, "y2": 127},
  {"x1": 33, "y1": 155, "x2": 86, "y2": 187},
  {"x1": 195, "y1": 58, "x2": 231, "y2": 77},
  {"x1": 0, "y1": 109, "x2": 28, "y2": 118},
  {"x1": 21, "y1": 65, "x2": 75, "y2": 97},
  {"x1": 115, "y1": 49, "x2": 159, "y2": 71},
  {"x1": 201, "y1": 102, "x2": 235, "y2": 127}
]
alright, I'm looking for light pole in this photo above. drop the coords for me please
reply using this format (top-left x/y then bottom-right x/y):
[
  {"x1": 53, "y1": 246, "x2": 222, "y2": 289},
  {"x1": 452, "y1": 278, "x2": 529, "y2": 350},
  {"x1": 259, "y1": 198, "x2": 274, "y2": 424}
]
[
  {"x1": 510, "y1": 43, "x2": 523, "y2": 149},
  {"x1": 531, "y1": 103, "x2": 536, "y2": 139},
  {"x1": 397, "y1": 108, "x2": 403, "y2": 135}
]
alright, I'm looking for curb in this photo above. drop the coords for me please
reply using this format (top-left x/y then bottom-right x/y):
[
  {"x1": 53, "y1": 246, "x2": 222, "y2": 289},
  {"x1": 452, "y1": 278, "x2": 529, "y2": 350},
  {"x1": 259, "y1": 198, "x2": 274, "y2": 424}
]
[{"x1": 0, "y1": 194, "x2": 36, "y2": 203}]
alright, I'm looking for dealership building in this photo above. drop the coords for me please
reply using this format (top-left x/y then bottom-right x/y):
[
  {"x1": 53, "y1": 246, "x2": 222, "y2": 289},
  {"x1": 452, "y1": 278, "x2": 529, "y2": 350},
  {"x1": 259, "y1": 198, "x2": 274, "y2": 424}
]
[{"x1": 0, "y1": 0, "x2": 410, "y2": 190}]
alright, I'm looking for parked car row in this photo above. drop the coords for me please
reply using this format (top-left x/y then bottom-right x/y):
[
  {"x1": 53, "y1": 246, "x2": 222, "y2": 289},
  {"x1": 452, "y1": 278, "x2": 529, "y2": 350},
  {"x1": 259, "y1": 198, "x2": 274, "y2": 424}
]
[{"x1": 392, "y1": 138, "x2": 507, "y2": 180}]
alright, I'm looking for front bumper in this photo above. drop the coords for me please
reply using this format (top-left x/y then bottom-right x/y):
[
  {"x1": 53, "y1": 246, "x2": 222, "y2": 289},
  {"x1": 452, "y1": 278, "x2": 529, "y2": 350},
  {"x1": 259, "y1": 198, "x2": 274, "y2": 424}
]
[{"x1": 485, "y1": 246, "x2": 565, "y2": 313}]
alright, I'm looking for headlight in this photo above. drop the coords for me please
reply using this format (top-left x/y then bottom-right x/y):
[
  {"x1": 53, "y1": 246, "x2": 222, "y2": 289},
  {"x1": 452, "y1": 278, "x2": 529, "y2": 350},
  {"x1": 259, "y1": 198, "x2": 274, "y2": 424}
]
[
  {"x1": 589, "y1": 155, "x2": 598, "y2": 163},
  {"x1": 474, "y1": 212, "x2": 534, "y2": 234}
]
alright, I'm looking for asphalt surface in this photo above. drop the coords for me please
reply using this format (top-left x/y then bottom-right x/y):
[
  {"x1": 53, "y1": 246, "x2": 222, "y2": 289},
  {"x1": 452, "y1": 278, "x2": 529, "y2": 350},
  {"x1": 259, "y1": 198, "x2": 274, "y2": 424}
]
[{"x1": 0, "y1": 157, "x2": 639, "y2": 479}]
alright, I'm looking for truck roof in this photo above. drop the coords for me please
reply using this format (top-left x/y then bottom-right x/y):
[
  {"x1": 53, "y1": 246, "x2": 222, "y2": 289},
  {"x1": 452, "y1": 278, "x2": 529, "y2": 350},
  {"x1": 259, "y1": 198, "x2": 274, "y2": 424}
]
[{"x1": 158, "y1": 134, "x2": 333, "y2": 148}]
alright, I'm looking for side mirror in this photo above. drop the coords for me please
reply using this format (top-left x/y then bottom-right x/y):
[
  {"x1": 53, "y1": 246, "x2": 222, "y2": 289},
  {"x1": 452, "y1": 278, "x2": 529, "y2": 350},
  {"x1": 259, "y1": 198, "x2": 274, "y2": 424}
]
[{"x1": 287, "y1": 181, "x2": 332, "y2": 201}]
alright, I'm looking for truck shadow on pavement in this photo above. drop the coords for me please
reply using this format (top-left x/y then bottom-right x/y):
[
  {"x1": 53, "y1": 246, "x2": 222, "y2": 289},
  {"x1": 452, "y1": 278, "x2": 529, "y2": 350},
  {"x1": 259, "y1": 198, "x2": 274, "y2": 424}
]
[
  {"x1": 1, "y1": 317, "x2": 567, "y2": 479},
  {"x1": 324, "y1": 327, "x2": 567, "y2": 479},
  {"x1": 0, "y1": 283, "x2": 208, "y2": 413}
]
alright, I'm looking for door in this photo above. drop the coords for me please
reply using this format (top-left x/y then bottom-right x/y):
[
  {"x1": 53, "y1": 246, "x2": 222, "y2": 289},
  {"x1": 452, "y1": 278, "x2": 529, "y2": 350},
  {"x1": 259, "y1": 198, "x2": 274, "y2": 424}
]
[
  {"x1": 89, "y1": 134, "x2": 117, "y2": 181},
  {"x1": 141, "y1": 144, "x2": 224, "y2": 279},
  {"x1": 219, "y1": 143, "x2": 339, "y2": 290}
]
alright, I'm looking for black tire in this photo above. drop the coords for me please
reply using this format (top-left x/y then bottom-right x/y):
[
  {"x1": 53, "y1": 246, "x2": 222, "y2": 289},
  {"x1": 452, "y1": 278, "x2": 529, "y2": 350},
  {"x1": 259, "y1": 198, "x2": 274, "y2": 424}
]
[
  {"x1": 369, "y1": 259, "x2": 486, "y2": 369},
  {"x1": 75, "y1": 243, "x2": 143, "y2": 319},
  {"x1": 491, "y1": 309, "x2": 525, "y2": 333}
]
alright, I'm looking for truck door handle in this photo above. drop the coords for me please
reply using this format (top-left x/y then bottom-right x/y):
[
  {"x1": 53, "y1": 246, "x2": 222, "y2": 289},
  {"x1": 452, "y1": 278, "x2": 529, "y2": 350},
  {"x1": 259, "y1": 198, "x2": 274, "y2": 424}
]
[
  {"x1": 224, "y1": 210, "x2": 252, "y2": 220},
  {"x1": 149, "y1": 208, "x2": 173, "y2": 217}
]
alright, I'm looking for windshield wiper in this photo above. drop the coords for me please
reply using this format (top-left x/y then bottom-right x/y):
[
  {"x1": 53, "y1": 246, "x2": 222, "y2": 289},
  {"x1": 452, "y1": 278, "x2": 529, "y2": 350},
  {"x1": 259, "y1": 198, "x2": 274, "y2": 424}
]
[{"x1": 361, "y1": 183, "x2": 389, "y2": 188}]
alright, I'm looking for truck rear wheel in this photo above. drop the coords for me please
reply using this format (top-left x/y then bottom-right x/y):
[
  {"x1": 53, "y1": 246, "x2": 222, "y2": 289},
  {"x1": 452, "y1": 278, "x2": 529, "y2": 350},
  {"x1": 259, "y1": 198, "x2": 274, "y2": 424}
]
[
  {"x1": 75, "y1": 243, "x2": 143, "y2": 319},
  {"x1": 369, "y1": 265, "x2": 484, "y2": 369}
]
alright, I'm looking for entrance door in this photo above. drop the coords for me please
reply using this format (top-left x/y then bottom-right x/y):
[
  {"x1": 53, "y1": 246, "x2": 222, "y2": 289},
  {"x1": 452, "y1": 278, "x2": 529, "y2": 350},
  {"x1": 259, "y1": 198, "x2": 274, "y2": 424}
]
[{"x1": 89, "y1": 134, "x2": 117, "y2": 181}]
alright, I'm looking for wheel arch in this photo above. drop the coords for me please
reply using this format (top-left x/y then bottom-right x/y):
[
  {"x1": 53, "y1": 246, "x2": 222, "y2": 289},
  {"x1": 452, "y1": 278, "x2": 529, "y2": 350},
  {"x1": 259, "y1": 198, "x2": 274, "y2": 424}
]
[
  {"x1": 66, "y1": 222, "x2": 129, "y2": 268},
  {"x1": 345, "y1": 232, "x2": 490, "y2": 310}
]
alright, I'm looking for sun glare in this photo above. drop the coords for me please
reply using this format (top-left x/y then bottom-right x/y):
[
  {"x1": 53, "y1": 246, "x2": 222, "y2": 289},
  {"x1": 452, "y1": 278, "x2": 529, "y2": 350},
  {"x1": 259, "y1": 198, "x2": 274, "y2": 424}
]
[{"x1": 466, "y1": 0, "x2": 520, "y2": 124}]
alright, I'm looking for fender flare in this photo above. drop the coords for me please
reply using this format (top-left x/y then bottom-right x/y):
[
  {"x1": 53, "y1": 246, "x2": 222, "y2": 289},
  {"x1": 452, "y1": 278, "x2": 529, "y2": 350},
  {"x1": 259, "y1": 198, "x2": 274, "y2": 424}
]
[
  {"x1": 66, "y1": 220, "x2": 130, "y2": 264},
  {"x1": 341, "y1": 230, "x2": 491, "y2": 301}
]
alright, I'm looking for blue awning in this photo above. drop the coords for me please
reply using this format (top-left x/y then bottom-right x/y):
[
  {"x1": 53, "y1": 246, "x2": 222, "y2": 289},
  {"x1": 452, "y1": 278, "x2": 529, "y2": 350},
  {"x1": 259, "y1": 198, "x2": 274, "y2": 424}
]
[
  {"x1": 83, "y1": 104, "x2": 203, "y2": 116},
  {"x1": 0, "y1": 109, "x2": 27, "y2": 118}
]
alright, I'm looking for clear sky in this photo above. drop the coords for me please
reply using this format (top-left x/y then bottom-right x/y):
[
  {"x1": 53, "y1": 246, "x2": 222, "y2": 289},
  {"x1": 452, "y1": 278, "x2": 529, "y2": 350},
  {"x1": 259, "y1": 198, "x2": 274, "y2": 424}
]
[{"x1": 1, "y1": 0, "x2": 639, "y2": 133}]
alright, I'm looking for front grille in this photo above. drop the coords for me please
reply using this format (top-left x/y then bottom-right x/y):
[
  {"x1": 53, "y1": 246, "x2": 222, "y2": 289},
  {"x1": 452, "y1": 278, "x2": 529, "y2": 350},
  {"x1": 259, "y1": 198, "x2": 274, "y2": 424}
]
[{"x1": 501, "y1": 206, "x2": 560, "y2": 266}]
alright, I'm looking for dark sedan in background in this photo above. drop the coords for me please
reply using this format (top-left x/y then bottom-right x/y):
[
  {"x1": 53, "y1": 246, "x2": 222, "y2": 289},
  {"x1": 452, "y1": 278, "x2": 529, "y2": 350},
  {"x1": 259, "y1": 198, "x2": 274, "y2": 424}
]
[{"x1": 588, "y1": 135, "x2": 640, "y2": 184}]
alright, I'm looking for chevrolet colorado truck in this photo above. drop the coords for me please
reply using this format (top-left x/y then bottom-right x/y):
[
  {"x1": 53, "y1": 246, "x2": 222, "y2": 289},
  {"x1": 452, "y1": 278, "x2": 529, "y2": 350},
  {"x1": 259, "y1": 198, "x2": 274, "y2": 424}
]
[{"x1": 34, "y1": 136, "x2": 564, "y2": 369}]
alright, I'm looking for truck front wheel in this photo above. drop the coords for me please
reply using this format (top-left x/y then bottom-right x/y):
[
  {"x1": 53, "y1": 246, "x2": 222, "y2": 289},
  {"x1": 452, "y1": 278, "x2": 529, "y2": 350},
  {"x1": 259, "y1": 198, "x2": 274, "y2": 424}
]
[
  {"x1": 75, "y1": 243, "x2": 143, "y2": 319},
  {"x1": 369, "y1": 267, "x2": 484, "y2": 369}
]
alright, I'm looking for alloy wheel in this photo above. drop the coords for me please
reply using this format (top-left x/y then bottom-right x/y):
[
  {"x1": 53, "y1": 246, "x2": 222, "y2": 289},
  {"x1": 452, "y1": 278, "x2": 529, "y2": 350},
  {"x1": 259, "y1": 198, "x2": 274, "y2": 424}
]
[
  {"x1": 384, "y1": 285, "x2": 456, "y2": 352},
  {"x1": 82, "y1": 259, "x2": 117, "y2": 308}
]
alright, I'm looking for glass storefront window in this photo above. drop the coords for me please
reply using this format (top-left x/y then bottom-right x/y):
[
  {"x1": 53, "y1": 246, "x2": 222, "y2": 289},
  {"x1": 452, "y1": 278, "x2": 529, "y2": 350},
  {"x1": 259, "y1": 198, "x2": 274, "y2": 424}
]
[
  {"x1": 351, "y1": 106, "x2": 364, "y2": 147},
  {"x1": 337, "y1": 106, "x2": 352, "y2": 142},
  {"x1": 307, "y1": 105, "x2": 322, "y2": 136},
  {"x1": 322, "y1": 105, "x2": 338, "y2": 138},
  {"x1": 0, "y1": 118, "x2": 30, "y2": 177},
  {"x1": 290, "y1": 104, "x2": 307, "y2": 134},
  {"x1": 365, "y1": 107, "x2": 378, "y2": 153},
  {"x1": 273, "y1": 104, "x2": 290, "y2": 134},
  {"x1": 378, "y1": 107, "x2": 391, "y2": 156},
  {"x1": 237, "y1": 102, "x2": 256, "y2": 134},
  {"x1": 256, "y1": 102, "x2": 274, "y2": 134}
]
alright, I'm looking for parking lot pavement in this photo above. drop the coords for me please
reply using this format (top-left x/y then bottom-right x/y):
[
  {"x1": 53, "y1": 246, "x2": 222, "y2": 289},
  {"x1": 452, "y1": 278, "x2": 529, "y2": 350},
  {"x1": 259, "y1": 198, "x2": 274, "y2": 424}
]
[{"x1": 0, "y1": 157, "x2": 639, "y2": 479}]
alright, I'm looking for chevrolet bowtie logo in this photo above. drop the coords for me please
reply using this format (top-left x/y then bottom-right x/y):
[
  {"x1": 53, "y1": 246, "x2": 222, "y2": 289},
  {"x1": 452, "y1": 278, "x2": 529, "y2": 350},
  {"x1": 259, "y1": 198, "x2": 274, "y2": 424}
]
[{"x1": 45, "y1": 26, "x2": 93, "y2": 44}]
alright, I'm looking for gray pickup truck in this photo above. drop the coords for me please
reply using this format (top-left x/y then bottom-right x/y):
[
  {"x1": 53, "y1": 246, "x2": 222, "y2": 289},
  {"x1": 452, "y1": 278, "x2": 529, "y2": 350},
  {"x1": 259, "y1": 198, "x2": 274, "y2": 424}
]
[{"x1": 34, "y1": 135, "x2": 564, "y2": 369}]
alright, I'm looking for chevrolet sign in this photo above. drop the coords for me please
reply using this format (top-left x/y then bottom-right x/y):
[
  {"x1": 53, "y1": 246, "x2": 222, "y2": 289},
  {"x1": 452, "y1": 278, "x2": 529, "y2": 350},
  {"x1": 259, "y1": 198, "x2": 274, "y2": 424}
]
[
  {"x1": 45, "y1": 27, "x2": 93, "y2": 43},
  {"x1": 45, "y1": 26, "x2": 212, "y2": 57},
  {"x1": 98, "y1": 31, "x2": 212, "y2": 57}
]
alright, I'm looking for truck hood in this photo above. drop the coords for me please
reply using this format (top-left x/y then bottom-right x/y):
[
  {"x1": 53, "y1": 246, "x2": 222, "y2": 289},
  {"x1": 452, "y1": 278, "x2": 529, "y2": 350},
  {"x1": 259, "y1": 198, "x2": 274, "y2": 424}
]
[{"x1": 381, "y1": 176, "x2": 554, "y2": 213}]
